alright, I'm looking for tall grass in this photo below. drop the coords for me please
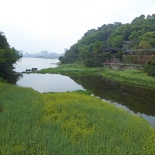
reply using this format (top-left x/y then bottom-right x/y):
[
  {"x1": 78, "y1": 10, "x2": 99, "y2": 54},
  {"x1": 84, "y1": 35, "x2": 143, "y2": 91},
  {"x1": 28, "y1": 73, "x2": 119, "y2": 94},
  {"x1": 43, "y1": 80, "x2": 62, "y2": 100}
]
[
  {"x1": 102, "y1": 69, "x2": 155, "y2": 88},
  {"x1": 0, "y1": 82, "x2": 155, "y2": 154}
]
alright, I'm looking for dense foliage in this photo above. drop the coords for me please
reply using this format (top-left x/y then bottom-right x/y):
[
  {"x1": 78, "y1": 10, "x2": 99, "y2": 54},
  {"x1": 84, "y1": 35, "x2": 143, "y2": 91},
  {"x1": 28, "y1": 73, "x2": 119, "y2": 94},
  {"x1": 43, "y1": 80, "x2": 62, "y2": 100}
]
[
  {"x1": 0, "y1": 32, "x2": 22, "y2": 82},
  {"x1": 60, "y1": 14, "x2": 155, "y2": 67},
  {"x1": 144, "y1": 59, "x2": 155, "y2": 77},
  {"x1": 1, "y1": 82, "x2": 155, "y2": 154}
]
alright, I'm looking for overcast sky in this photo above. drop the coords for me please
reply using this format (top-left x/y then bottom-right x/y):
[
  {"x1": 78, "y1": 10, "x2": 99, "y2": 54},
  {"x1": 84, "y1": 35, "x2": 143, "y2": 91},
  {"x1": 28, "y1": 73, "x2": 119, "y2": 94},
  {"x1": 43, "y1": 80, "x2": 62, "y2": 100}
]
[{"x1": 0, "y1": 0, "x2": 155, "y2": 54}]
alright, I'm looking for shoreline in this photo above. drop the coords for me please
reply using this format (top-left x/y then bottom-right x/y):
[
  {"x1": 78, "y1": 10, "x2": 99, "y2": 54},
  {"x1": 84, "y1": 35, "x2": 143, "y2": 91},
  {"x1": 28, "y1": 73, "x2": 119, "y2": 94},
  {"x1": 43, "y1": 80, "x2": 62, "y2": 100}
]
[
  {"x1": 37, "y1": 64, "x2": 155, "y2": 90},
  {"x1": 101, "y1": 68, "x2": 155, "y2": 90}
]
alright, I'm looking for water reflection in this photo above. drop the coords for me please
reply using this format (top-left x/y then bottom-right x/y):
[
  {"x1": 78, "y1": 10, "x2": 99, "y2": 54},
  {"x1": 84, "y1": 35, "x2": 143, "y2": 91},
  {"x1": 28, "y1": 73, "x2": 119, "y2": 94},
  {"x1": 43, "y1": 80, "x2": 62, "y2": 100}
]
[
  {"x1": 70, "y1": 75, "x2": 155, "y2": 126},
  {"x1": 16, "y1": 73, "x2": 85, "y2": 93}
]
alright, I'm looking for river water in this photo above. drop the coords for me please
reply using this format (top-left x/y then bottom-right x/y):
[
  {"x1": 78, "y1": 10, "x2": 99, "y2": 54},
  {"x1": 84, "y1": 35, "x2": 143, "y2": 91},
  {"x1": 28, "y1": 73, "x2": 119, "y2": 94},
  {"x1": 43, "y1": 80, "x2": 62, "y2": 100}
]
[
  {"x1": 14, "y1": 58, "x2": 85, "y2": 92},
  {"x1": 14, "y1": 57, "x2": 155, "y2": 126},
  {"x1": 14, "y1": 57, "x2": 58, "y2": 72}
]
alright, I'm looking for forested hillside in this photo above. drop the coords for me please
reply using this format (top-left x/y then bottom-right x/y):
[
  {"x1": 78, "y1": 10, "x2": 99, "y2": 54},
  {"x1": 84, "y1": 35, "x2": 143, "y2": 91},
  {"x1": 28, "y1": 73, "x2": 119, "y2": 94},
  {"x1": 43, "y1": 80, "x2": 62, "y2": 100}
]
[{"x1": 59, "y1": 14, "x2": 155, "y2": 67}]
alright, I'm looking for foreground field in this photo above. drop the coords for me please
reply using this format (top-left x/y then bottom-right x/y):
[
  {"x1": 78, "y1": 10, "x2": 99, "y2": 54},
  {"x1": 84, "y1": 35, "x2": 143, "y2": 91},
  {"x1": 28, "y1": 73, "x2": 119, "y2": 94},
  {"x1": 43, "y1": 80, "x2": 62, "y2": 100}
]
[{"x1": 0, "y1": 82, "x2": 155, "y2": 154}]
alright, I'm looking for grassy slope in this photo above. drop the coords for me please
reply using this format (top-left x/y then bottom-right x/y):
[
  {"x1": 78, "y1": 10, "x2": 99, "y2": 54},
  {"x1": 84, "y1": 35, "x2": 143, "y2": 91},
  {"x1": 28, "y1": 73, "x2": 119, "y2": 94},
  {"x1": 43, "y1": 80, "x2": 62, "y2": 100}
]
[
  {"x1": 0, "y1": 82, "x2": 155, "y2": 154},
  {"x1": 101, "y1": 69, "x2": 155, "y2": 89}
]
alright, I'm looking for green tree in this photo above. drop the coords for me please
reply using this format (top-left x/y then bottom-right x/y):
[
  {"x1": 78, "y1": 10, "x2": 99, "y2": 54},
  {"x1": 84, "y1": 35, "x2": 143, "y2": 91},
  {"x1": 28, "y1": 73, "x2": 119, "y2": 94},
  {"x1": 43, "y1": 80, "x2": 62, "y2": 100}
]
[
  {"x1": 133, "y1": 39, "x2": 153, "y2": 65},
  {"x1": 144, "y1": 59, "x2": 155, "y2": 77},
  {"x1": 0, "y1": 32, "x2": 22, "y2": 81},
  {"x1": 116, "y1": 51, "x2": 123, "y2": 62},
  {"x1": 140, "y1": 32, "x2": 155, "y2": 47},
  {"x1": 60, "y1": 13, "x2": 155, "y2": 67},
  {"x1": 103, "y1": 52, "x2": 112, "y2": 63},
  {"x1": 112, "y1": 36, "x2": 123, "y2": 48},
  {"x1": 132, "y1": 14, "x2": 145, "y2": 23},
  {"x1": 0, "y1": 32, "x2": 9, "y2": 48}
]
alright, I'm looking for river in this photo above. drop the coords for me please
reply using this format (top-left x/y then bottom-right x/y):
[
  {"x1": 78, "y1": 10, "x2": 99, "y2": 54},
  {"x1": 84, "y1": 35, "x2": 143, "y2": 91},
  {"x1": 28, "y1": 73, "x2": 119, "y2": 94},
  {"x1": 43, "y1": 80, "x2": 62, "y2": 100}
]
[{"x1": 14, "y1": 57, "x2": 155, "y2": 126}]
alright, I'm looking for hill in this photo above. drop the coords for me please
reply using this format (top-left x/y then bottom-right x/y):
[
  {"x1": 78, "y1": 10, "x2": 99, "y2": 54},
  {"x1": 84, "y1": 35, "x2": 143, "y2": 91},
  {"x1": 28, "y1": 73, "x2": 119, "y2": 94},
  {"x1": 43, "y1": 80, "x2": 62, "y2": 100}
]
[{"x1": 59, "y1": 14, "x2": 155, "y2": 67}]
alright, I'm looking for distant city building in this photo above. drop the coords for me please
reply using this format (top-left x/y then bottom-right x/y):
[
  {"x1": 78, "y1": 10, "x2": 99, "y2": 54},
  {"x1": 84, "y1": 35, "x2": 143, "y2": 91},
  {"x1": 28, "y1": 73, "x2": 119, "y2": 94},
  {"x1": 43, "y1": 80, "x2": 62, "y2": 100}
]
[{"x1": 23, "y1": 51, "x2": 62, "y2": 58}]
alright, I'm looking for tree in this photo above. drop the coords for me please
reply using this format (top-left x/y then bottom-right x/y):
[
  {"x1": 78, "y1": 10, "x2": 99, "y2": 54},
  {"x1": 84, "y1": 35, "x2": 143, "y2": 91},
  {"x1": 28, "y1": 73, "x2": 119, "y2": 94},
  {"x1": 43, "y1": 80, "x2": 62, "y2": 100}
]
[
  {"x1": 0, "y1": 32, "x2": 22, "y2": 81},
  {"x1": 116, "y1": 51, "x2": 123, "y2": 62},
  {"x1": 151, "y1": 14, "x2": 155, "y2": 19},
  {"x1": 140, "y1": 32, "x2": 155, "y2": 47},
  {"x1": 132, "y1": 14, "x2": 145, "y2": 23},
  {"x1": 112, "y1": 36, "x2": 123, "y2": 48},
  {"x1": 133, "y1": 40, "x2": 152, "y2": 65},
  {"x1": 59, "y1": 56, "x2": 65, "y2": 64},
  {"x1": 92, "y1": 42, "x2": 103, "y2": 53},
  {"x1": 0, "y1": 32, "x2": 9, "y2": 48},
  {"x1": 103, "y1": 52, "x2": 112, "y2": 63},
  {"x1": 135, "y1": 32, "x2": 155, "y2": 65},
  {"x1": 144, "y1": 59, "x2": 155, "y2": 77},
  {"x1": 60, "y1": 14, "x2": 155, "y2": 67}
]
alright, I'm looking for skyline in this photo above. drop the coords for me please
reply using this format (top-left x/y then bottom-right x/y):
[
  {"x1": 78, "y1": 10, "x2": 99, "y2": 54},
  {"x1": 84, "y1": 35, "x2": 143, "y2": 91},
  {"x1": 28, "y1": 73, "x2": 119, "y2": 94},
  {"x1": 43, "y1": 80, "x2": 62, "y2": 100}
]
[{"x1": 0, "y1": 0, "x2": 155, "y2": 54}]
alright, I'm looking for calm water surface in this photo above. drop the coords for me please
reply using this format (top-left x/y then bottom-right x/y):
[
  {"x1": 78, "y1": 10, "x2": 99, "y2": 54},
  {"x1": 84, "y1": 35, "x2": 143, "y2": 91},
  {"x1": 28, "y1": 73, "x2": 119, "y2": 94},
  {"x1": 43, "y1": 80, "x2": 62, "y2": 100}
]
[
  {"x1": 15, "y1": 58, "x2": 85, "y2": 92},
  {"x1": 14, "y1": 57, "x2": 58, "y2": 72},
  {"x1": 17, "y1": 73, "x2": 85, "y2": 93},
  {"x1": 15, "y1": 58, "x2": 155, "y2": 126}
]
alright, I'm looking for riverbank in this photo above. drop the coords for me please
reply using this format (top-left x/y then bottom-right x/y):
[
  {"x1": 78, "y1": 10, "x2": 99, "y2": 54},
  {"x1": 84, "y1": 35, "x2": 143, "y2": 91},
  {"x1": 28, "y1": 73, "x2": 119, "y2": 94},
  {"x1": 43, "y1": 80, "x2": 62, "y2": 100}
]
[
  {"x1": 0, "y1": 82, "x2": 155, "y2": 154},
  {"x1": 101, "y1": 69, "x2": 155, "y2": 89},
  {"x1": 36, "y1": 64, "x2": 99, "y2": 76},
  {"x1": 37, "y1": 64, "x2": 155, "y2": 89}
]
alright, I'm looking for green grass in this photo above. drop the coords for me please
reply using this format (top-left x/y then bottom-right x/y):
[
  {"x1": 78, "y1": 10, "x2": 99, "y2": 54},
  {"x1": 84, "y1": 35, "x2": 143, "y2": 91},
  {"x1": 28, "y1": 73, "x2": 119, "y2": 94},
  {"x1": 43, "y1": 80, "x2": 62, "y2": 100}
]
[
  {"x1": 37, "y1": 64, "x2": 99, "y2": 76},
  {"x1": 0, "y1": 77, "x2": 6, "y2": 83},
  {"x1": 101, "y1": 69, "x2": 155, "y2": 89},
  {"x1": 0, "y1": 82, "x2": 155, "y2": 154}
]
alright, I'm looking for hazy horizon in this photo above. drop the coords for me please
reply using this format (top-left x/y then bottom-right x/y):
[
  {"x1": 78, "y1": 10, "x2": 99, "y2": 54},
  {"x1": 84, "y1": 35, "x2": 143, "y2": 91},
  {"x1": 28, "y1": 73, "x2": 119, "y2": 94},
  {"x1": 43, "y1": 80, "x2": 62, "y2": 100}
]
[{"x1": 0, "y1": 0, "x2": 155, "y2": 54}]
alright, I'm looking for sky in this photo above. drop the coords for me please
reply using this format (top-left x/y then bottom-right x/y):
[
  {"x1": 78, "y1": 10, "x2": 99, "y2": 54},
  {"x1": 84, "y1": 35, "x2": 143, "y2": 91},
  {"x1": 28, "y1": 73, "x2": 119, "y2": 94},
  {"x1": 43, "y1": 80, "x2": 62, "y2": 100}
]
[{"x1": 0, "y1": 0, "x2": 155, "y2": 54}]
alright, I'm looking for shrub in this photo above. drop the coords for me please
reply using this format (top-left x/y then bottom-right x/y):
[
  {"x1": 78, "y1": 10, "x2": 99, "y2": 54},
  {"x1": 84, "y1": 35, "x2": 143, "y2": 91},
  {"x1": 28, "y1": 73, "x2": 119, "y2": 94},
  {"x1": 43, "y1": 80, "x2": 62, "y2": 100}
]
[{"x1": 144, "y1": 59, "x2": 155, "y2": 77}]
